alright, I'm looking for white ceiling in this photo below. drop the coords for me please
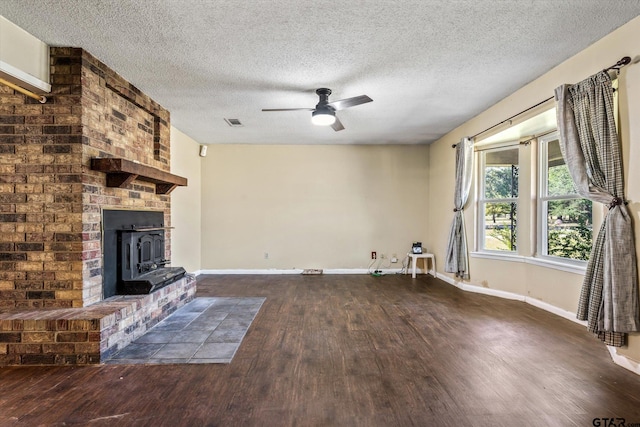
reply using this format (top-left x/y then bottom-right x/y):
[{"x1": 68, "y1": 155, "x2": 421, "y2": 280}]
[{"x1": 1, "y1": 1, "x2": 639, "y2": 146}]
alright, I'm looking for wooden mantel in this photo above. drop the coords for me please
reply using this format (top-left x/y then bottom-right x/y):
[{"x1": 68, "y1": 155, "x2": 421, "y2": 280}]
[{"x1": 90, "y1": 158, "x2": 188, "y2": 194}]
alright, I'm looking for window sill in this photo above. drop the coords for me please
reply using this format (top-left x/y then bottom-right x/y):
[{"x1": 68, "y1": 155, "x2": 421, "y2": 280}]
[
  {"x1": 470, "y1": 251, "x2": 525, "y2": 263},
  {"x1": 470, "y1": 251, "x2": 586, "y2": 275},
  {"x1": 524, "y1": 257, "x2": 586, "y2": 275}
]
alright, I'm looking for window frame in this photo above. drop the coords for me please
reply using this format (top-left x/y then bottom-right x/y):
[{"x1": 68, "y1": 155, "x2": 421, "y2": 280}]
[
  {"x1": 477, "y1": 144, "x2": 520, "y2": 254},
  {"x1": 536, "y1": 131, "x2": 591, "y2": 266}
]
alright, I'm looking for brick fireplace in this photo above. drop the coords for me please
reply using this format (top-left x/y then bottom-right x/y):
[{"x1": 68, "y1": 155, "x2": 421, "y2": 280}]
[{"x1": 0, "y1": 48, "x2": 196, "y2": 365}]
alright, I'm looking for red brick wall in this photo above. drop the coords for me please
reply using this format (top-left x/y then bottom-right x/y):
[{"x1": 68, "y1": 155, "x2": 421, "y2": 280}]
[{"x1": 0, "y1": 47, "x2": 173, "y2": 309}]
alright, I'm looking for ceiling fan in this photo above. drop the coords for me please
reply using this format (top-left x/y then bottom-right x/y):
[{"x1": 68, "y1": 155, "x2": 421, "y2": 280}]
[{"x1": 262, "y1": 88, "x2": 373, "y2": 131}]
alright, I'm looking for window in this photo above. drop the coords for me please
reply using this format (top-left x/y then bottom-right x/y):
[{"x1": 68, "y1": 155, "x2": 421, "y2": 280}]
[
  {"x1": 473, "y1": 109, "x2": 594, "y2": 269},
  {"x1": 478, "y1": 147, "x2": 519, "y2": 252},
  {"x1": 538, "y1": 132, "x2": 592, "y2": 261}
]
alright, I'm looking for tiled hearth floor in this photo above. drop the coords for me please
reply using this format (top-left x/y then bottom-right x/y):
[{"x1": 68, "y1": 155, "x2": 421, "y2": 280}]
[{"x1": 105, "y1": 297, "x2": 265, "y2": 365}]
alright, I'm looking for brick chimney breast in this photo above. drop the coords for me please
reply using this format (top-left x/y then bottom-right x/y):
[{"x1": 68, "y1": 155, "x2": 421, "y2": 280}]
[{"x1": 0, "y1": 47, "x2": 172, "y2": 308}]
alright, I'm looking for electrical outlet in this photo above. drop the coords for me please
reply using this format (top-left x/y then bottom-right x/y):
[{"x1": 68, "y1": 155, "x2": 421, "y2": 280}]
[
  {"x1": 391, "y1": 257, "x2": 398, "y2": 263},
  {"x1": 264, "y1": 252, "x2": 269, "y2": 259},
  {"x1": 371, "y1": 251, "x2": 377, "y2": 260},
  {"x1": 380, "y1": 253, "x2": 386, "y2": 259}
]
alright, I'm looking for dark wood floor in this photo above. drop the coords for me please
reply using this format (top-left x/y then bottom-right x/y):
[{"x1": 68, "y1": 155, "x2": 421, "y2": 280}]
[{"x1": 2, "y1": 274, "x2": 640, "y2": 426}]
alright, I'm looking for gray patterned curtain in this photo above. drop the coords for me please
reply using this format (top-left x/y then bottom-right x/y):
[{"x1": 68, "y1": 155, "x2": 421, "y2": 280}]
[
  {"x1": 445, "y1": 137, "x2": 474, "y2": 279},
  {"x1": 555, "y1": 71, "x2": 639, "y2": 347}
]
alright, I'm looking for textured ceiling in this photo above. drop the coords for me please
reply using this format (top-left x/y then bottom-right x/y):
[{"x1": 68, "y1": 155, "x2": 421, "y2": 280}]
[{"x1": 1, "y1": 1, "x2": 639, "y2": 145}]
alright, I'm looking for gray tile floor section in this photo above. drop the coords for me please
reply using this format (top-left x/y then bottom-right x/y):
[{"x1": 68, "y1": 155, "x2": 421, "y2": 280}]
[{"x1": 105, "y1": 297, "x2": 265, "y2": 365}]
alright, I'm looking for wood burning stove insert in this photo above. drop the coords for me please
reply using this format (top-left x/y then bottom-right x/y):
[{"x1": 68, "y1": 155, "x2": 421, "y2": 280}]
[
  {"x1": 103, "y1": 210, "x2": 185, "y2": 298},
  {"x1": 118, "y1": 226, "x2": 185, "y2": 294}
]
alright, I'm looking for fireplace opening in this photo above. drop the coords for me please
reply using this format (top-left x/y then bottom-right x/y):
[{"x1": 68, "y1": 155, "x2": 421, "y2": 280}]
[{"x1": 103, "y1": 210, "x2": 186, "y2": 298}]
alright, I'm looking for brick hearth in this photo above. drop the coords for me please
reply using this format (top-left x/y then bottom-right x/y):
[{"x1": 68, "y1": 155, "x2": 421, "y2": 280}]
[
  {"x1": 0, "y1": 276, "x2": 195, "y2": 365},
  {"x1": 0, "y1": 47, "x2": 193, "y2": 365}
]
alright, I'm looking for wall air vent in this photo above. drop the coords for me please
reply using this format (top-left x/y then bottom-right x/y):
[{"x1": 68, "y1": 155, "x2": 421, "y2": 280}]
[{"x1": 224, "y1": 118, "x2": 243, "y2": 127}]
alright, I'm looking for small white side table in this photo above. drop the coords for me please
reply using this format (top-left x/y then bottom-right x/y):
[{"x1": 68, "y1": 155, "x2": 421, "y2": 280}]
[{"x1": 407, "y1": 253, "x2": 436, "y2": 279}]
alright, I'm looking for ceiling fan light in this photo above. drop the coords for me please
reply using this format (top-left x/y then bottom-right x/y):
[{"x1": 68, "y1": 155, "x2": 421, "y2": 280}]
[{"x1": 311, "y1": 109, "x2": 336, "y2": 126}]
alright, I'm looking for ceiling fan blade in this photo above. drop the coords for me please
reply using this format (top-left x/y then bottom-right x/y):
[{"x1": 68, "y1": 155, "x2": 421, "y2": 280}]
[
  {"x1": 327, "y1": 95, "x2": 373, "y2": 111},
  {"x1": 261, "y1": 108, "x2": 314, "y2": 112},
  {"x1": 331, "y1": 116, "x2": 345, "y2": 132}
]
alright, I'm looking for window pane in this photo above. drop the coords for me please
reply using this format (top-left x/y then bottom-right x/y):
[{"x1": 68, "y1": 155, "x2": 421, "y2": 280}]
[
  {"x1": 484, "y1": 149, "x2": 519, "y2": 198},
  {"x1": 546, "y1": 199, "x2": 592, "y2": 261},
  {"x1": 484, "y1": 202, "x2": 517, "y2": 251},
  {"x1": 547, "y1": 139, "x2": 577, "y2": 196}
]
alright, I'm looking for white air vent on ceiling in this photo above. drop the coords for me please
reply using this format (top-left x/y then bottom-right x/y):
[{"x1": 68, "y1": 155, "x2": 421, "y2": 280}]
[{"x1": 224, "y1": 118, "x2": 243, "y2": 127}]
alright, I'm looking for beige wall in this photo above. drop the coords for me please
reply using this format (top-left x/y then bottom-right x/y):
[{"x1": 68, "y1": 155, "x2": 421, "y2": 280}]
[
  {"x1": 428, "y1": 16, "x2": 640, "y2": 362},
  {"x1": 200, "y1": 144, "x2": 429, "y2": 270},
  {"x1": 170, "y1": 127, "x2": 202, "y2": 273}
]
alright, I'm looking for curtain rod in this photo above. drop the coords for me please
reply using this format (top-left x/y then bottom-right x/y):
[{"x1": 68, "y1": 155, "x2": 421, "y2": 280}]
[
  {"x1": 452, "y1": 56, "x2": 631, "y2": 148},
  {"x1": 472, "y1": 128, "x2": 559, "y2": 152},
  {"x1": 0, "y1": 77, "x2": 47, "y2": 103}
]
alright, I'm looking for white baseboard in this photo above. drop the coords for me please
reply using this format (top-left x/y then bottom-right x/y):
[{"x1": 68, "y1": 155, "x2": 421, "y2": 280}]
[
  {"x1": 198, "y1": 268, "x2": 406, "y2": 275},
  {"x1": 436, "y1": 272, "x2": 637, "y2": 375},
  {"x1": 524, "y1": 296, "x2": 587, "y2": 326},
  {"x1": 606, "y1": 346, "x2": 640, "y2": 376},
  {"x1": 199, "y1": 269, "x2": 304, "y2": 275},
  {"x1": 436, "y1": 272, "x2": 524, "y2": 301},
  {"x1": 325, "y1": 268, "x2": 404, "y2": 275}
]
